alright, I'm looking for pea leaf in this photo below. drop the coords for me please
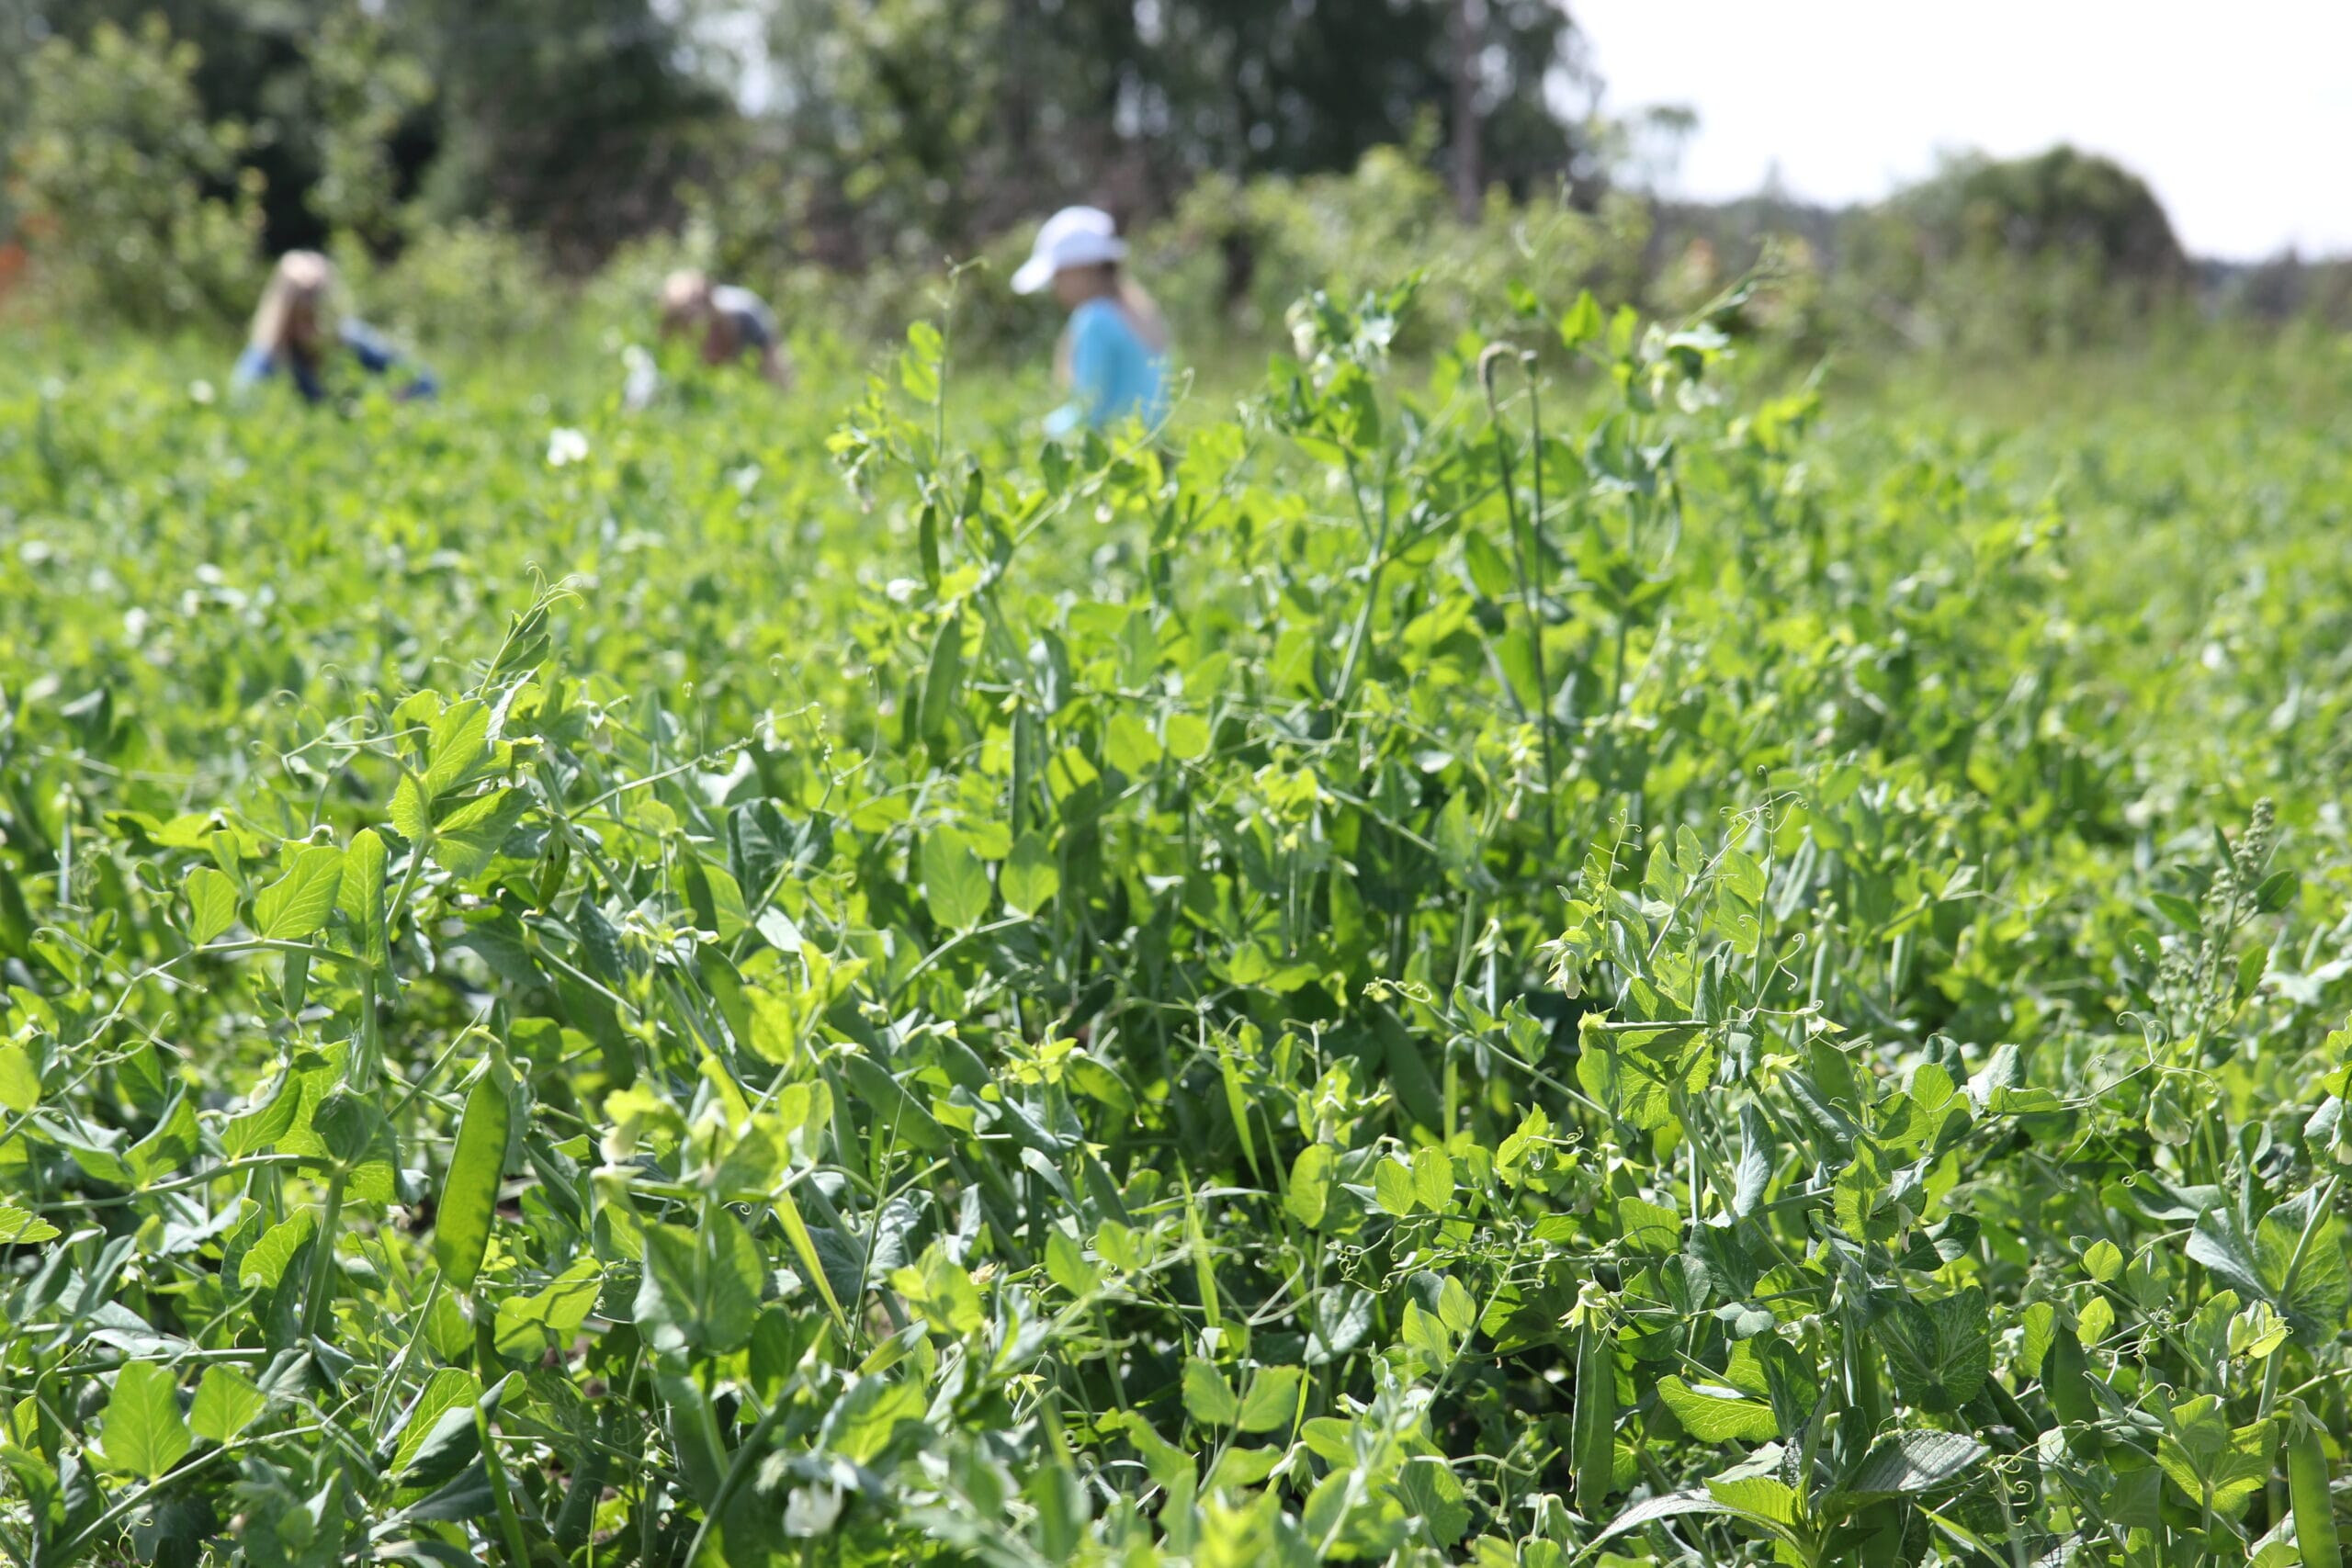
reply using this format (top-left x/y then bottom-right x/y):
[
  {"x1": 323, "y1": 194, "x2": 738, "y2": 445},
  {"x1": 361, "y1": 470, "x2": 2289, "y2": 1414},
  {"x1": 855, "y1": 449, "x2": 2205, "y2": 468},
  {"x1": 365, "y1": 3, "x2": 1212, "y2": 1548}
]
[
  {"x1": 253, "y1": 845, "x2": 343, "y2": 941},
  {"x1": 338, "y1": 827, "x2": 388, "y2": 964},
  {"x1": 1870, "y1": 1286, "x2": 1991, "y2": 1413},
  {"x1": 1000, "y1": 829, "x2": 1059, "y2": 914},
  {"x1": 183, "y1": 865, "x2": 238, "y2": 943},
  {"x1": 1237, "y1": 1366, "x2": 1304, "y2": 1433},
  {"x1": 2154, "y1": 1395, "x2": 2273, "y2": 1508},
  {"x1": 1658, "y1": 1376, "x2": 1779, "y2": 1442},
  {"x1": 492, "y1": 1259, "x2": 605, "y2": 1356},
  {"x1": 101, "y1": 1362, "x2": 191, "y2": 1479},
  {"x1": 1826, "y1": 1429, "x2": 1989, "y2": 1505},
  {"x1": 635, "y1": 1213, "x2": 763, "y2": 1355},
  {"x1": 1374, "y1": 1156, "x2": 1417, "y2": 1217},
  {"x1": 1182, "y1": 1358, "x2": 1238, "y2": 1427},
  {"x1": 1411, "y1": 1146, "x2": 1453, "y2": 1212},
  {"x1": 922, "y1": 828, "x2": 990, "y2": 931},
  {"x1": 1283, "y1": 1144, "x2": 1332, "y2": 1228},
  {"x1": 423, "y1": 699, "x2": 493, "y2": 797},
  {"x1": 239, "y1": 1211, "x2": 317, "y2": 1289},
  {"x1": 2188, "y1": 1191, "x2": 2352, "y2": 1340},
  {"x1": 430, "y1": 789, "x2": 530, "y2": 879},
  {"x1": 388, "y1": 1367, "x2": 483, "y2": 1479},
  {"x1": 189, "y1": 1365, "x2": 267, "y2": 1444}
]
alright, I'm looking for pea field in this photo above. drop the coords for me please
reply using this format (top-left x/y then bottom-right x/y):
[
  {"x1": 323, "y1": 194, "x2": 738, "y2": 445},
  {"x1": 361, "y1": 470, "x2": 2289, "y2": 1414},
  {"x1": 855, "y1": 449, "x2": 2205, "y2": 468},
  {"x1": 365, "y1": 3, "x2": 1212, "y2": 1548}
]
[{"x1": 5, "y1": 292, "x2": 2352, "y2": 1568}]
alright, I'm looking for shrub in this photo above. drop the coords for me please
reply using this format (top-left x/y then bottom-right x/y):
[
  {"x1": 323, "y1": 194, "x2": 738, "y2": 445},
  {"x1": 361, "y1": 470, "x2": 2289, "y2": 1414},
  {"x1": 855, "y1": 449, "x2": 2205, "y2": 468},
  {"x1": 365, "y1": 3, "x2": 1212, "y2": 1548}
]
[
  {"x1": 1137, "y1": 149, "x2": 1652, "y2": 357},
  {"x1": 346, "y1": 220, "x2": 565, "y2": 355},
  {"x1": 9, "y1": 17, "x2": 266, "y2": 329}
]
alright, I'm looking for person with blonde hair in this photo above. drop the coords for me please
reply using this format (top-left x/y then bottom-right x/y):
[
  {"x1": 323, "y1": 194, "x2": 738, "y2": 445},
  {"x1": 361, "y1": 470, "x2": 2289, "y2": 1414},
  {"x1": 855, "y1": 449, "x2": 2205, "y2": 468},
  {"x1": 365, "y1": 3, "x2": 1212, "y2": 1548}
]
[
  {"x1": 658, "y1": 269, "x2": 792, "y2": 387},
  {"x1": 232, "y1": 251, "x2": 436, "y2": 404},
  {"x1": 1012, "y1": 206, "x2": 1169, "y2": 435}
]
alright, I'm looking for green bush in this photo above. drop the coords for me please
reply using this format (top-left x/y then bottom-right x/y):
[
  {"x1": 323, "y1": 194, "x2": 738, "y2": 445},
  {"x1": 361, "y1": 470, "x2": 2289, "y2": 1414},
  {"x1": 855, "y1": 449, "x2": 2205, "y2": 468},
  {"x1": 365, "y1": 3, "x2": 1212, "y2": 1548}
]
[
  {"x1": 355, "y1": 220, "x2": 566, "y2": 355},
  {"x1": 9, "y1": 17, "x2": 265, "y2": 328},
  {"x1": 1138, "y1": 149, "x2": 1652, "y2": 357}
]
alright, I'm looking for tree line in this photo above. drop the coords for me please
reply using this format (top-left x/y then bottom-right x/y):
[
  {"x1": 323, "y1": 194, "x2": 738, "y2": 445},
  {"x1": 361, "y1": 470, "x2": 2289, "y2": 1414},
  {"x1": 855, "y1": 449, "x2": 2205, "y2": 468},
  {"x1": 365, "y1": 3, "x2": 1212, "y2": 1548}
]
[
  {"x1": 12, "y1": 0, "x2": 2341, "y2": 356},
  {"x1": 0, "y1": 0, "x2": 1591, "y2": 273}
]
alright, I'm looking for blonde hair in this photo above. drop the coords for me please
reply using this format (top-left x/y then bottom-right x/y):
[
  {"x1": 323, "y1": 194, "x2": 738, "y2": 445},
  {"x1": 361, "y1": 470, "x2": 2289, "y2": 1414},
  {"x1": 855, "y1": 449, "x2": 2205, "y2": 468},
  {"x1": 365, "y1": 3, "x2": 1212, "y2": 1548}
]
[
  {"x1": 250, "y1": 250, "x2": 334, "y2": 361},
  {"x1": 1116, "y1": 274, "x2": 1170, "y2": 355},
  {"x1": 659, "y1": 268, "x2": 712, "y2": 334}
]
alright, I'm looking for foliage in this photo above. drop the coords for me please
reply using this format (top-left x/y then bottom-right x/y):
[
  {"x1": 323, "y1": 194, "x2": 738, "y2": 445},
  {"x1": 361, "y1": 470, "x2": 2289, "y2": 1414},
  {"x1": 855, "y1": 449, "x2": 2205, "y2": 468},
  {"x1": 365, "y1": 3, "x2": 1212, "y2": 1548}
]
[
  {"x1": 3, "y1": 277, "x2": 2352, "y2": 1568},
  {"x1": 718, "y1": 148, "x2": 1659, "y2": 373},
  {"x1": 402, "y1": 0, "x2": 724, "y2": 267},
  {"x1": 1803, "y1": 146, "x2": 2188, "y2": 356},
  {"x1": 305, "y1": 3, "x2": 436, "y2": 254},
  {"x1": 1644, "y1": 146, "x2": 2207, "y2": 362},
  {"x1": 1136, "y1": 147, "x2": 1653, "y2": 353},
  {"x1": 1872, "y1": 144, "x2": 2188, "y2": 281},
  {"x1": 7, "y1": 17, "x2": 266, "y2": 326},
  {"x1": 1, "y1": 0, "x2": 1590, "y2": 280},
  {"x1": 759, "y1": 0, "x2": 1586, "y2": 261},
  {"x1": 338, "y1": 219, "x2": 564, "y2": 351}
]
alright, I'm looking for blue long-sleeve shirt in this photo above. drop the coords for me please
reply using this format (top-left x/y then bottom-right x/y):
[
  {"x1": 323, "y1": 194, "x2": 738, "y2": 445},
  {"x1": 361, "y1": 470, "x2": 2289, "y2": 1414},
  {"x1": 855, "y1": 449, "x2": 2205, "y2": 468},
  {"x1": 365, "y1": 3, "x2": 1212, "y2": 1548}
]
[
  {"x1": 1046, "y1": 298, "x2": 1166, "y2": 434},
  {"x1": 232, "y1": 320, "x2": 437, "y2": 404}
]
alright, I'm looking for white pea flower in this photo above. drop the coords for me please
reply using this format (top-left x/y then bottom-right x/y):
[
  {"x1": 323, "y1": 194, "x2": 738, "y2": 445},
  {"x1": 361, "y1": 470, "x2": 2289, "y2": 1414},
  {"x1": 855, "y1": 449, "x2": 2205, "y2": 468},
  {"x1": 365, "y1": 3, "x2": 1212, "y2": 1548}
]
[{"x1": 547, "y1": 427, "x2": 591, "y2": 468}]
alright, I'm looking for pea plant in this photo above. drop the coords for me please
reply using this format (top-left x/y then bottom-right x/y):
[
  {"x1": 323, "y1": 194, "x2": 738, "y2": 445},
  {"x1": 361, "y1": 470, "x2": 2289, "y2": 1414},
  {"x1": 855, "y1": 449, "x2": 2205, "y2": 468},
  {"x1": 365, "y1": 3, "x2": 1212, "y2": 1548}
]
[{"x1": 0, "y1": 288, "x2": 2350, "y2": 1568}]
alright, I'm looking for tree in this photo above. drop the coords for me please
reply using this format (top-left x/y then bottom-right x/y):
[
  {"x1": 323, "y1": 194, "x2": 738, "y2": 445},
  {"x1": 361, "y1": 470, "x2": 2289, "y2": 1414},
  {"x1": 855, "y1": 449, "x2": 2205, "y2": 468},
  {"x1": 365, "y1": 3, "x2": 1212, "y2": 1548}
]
[
  {"x1": 1450, "y1": 0, "x2": 1482, "y2": 220},
  {"x1": 1872, "y1": 144, "x2": 2188, "y2": 281},
  {"x1": 761, "y1": 0, "x2": 1588, "y2": 259},
  {"x1": 7, "y1": 0, "x2": 722, "y2": 270},
  {"x1": 407, "y1": 0, "x2": 728, "y2": 268},
  {"x1": 10, "y1": 17, "x2": 266, "y2": 323},
  {"x1": 2, "y1": 0, "x2": 1591, "y2": 293}
]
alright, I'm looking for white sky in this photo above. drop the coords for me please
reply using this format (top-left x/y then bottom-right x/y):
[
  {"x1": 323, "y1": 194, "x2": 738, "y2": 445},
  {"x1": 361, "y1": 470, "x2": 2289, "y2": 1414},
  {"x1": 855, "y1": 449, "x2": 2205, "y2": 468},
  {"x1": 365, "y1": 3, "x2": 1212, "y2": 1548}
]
[{"x1": 1571, "y1": 0, "x2": 2352, "y2": 260}]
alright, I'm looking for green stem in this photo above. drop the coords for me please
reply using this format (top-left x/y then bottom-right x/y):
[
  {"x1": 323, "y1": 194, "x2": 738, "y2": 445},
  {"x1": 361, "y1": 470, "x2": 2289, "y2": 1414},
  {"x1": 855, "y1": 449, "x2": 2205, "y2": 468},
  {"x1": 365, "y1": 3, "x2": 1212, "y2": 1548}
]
[
  {"x1": 681, "y1": 1394, "x2": 789, "y2": 1567},
  {"x1": 355, "y1": 962, "x2": 382, "y2": 1093},
  {"x1": 1484, "y1": 367, "x2": 1557, "y2": 841},
  {"x1": 385, "y1": 823, "x2": 433, "y2": 950},
  {"x1": 300, "y1": 1171, "x2": 347, "y2": 1337},
  {"x1": 478, "y1": 1403, "x2": 536, "y2": 1565},
  {"x1": 1332, "y1": 450, "x2": 1394, "y2": 708}
]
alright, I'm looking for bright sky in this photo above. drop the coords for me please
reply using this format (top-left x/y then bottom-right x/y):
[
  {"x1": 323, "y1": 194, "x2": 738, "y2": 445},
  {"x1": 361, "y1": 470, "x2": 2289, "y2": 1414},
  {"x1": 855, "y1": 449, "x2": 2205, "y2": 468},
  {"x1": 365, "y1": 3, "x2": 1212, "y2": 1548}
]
[{"x1": 1571, "y1": 0, "x2": 2352, "y2": 261}]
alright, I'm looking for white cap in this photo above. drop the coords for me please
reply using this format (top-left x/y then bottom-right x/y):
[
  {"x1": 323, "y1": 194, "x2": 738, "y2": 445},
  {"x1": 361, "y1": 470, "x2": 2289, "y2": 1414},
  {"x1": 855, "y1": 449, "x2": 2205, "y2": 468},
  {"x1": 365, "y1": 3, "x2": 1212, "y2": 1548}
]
[{"x1": 1012, "y1": 206, "x2": 1128, "y2": 294}]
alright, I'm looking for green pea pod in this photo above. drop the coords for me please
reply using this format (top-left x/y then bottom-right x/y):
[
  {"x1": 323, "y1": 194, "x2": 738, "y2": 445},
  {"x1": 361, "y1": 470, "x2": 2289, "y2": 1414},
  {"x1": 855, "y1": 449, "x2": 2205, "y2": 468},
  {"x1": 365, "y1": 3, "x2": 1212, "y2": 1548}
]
[
  {"x1": 535, "y1": 831, "x2": 570, "y2": 911},
  {"x1": 2045, "y1": 1324, "x2": 2096, "y2": 1427},
  {"x1": 2290, "y1": 1422, "x2": 2342, "y2": 1568},
  {"x1": 1573, "y1": 1312, "x2": 1617, "y2": 1517},
  {"x1": 435, "y1": 1056, "x2": 512, "y2": 1292}
]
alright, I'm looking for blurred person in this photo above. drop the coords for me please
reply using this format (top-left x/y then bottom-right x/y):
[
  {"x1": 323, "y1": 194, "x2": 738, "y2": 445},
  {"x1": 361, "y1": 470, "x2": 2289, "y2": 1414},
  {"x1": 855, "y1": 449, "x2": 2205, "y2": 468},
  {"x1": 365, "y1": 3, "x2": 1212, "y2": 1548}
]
[
  {"x1": 1012, "y1": 207, "x2": 1169, "y2": 435},
  {"x1": 658, "y1": 269, "x2": 792, "y2": 388},
  {"x1": 232, "y1": 251, "x2": 437, "y2": 404}
]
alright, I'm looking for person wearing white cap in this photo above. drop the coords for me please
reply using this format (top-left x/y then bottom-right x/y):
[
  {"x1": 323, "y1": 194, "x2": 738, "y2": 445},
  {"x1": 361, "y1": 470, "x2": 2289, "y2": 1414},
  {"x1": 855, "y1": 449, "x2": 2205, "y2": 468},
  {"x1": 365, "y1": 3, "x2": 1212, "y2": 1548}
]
[{"x1": 1012, "y1": 206, "x2": 1170, "y2": 436}]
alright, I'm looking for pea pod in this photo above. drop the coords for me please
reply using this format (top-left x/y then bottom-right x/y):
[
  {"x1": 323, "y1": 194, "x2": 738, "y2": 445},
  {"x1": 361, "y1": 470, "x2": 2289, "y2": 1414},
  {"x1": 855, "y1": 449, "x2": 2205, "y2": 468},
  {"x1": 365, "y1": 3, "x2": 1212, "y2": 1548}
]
[
  {"x1": 1573, "y1": 1302, "x2": 1617, "y2": 1516},
  {"x1": 2290, "y1": 1420, "x2": 2342, "y2": 1568},
  {"x1": 434, "y1": 1055, "x2": 512, "y2": 1292},
  {"x1": 2045, "y1": 1325, "x2": 2096, "y2": 1426}
]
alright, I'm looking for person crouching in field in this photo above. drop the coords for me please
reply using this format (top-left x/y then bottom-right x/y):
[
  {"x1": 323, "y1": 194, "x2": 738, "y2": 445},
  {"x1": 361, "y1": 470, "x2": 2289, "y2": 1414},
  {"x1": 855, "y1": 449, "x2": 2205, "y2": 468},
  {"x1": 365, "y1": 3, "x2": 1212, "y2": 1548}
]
[
  {"x1": 659, "y1": 270, "x2": 793, "y2": 388},
  {"x1": 232, "y1": 251, "x2": 437, "y2": 404},
  {"x1": 1013, "y1": 206, "x2": 1169, "y2": 436}
]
